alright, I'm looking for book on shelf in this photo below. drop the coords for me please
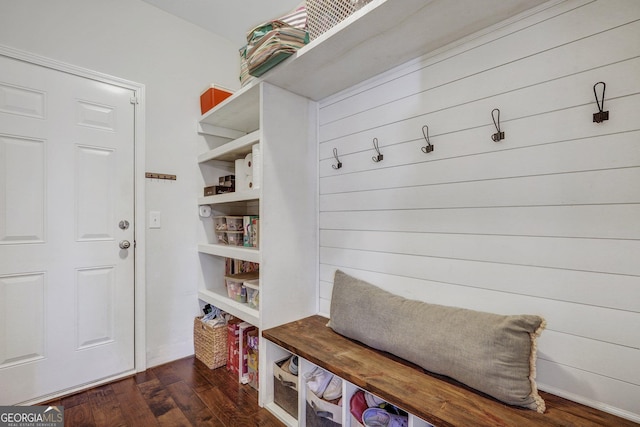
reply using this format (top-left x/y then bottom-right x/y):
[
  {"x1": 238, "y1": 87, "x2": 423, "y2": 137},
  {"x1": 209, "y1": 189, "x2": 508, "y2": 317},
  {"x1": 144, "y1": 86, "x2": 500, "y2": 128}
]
[
  {"x1": 225, "y1": 257, "x2": 259, "y2": 275},
  {"x1": 252, "y1": 217, "x2": 259, "y2": 248},
  {"x1": 226, "y1": 318, "x2": 243, "y2": 374},
  {"x1": 243, "y1": 215, "x2": 259, "y2": 247},
  {"x1": 239, "y1": 323, "x2": 257, "y2": 384},
  {"x1": 246, "y1": 328, "x2": 259, "y2": 390}
]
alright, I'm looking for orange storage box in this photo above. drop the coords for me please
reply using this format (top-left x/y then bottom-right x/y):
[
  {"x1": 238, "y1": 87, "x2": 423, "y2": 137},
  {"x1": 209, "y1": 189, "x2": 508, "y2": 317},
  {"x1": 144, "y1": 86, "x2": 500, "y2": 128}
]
[{"x1": 200, "y1": 85, "x2": 234, "y2": 114}]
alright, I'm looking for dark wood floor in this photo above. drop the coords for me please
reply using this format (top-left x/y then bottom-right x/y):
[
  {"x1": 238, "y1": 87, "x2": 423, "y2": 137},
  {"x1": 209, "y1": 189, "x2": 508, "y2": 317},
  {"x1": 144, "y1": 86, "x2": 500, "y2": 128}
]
[{"x1": 45, "y1": 356, "x2": 285, "y2": 427}]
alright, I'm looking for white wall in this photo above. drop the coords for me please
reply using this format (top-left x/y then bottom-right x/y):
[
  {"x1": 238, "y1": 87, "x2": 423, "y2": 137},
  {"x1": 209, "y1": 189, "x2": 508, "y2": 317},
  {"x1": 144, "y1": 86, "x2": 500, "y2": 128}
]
[
  {"x1": 318, "y1": 0, "x2": 639, "y2": 421},
  {"x1": 0, "y1": 0, "x2": 241, "y2": 367}
]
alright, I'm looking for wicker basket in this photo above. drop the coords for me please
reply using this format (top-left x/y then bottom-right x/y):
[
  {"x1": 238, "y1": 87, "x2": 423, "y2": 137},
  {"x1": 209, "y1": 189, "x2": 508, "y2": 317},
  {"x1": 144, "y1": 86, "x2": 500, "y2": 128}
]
[
  {"x1": 194, "y1": 317, "x2": 228, "y2": 369},
  {"x1": 306, "y1": 0, "x2": 373, "y2": 40}
]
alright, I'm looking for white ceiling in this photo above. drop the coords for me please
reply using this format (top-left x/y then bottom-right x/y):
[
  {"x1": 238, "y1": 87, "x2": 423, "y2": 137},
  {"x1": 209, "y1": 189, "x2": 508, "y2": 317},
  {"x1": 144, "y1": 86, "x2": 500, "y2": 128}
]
[{"x1": 141, "y1": 0, "x2": 304, "y2": 47}]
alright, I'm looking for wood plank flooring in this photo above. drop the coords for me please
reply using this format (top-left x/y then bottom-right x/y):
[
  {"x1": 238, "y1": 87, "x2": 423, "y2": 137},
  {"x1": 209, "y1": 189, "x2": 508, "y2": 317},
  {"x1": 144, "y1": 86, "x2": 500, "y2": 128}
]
[{"x1": 44, "y1": 356, "x2": 285, "y2": 427}]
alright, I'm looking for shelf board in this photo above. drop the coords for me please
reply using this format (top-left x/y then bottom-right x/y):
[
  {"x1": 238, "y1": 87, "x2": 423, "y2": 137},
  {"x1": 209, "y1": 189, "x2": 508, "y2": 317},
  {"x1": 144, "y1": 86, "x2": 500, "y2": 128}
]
[
  {"x1": 198, "y1": 189, "x2": 260, "y2": 205},
  {"x1": 199, "y1": 83, "x2": 260, "y2": 132},
  {"x1": 198, "y1": 243, "x2": 260, "y2": 263},
  {"x1": 198, "y1": 130, "x2": 260, "y2": 163},
  {"x1": 198, "y1": 289, "x2": 259, "y2": 327},
  {"x1": 197, "y1": 122, "x2": 246, "y2": 140},
  {"x1": 259, "y1": 0, "x2": 548, "y2": 101}
]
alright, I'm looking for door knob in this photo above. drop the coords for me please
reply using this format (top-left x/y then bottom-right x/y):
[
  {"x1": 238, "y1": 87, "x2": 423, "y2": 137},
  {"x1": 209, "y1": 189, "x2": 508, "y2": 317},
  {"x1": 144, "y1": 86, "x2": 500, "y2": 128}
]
[{"x1": 119, "y1": 240, "x2": 131, "y2": 249}]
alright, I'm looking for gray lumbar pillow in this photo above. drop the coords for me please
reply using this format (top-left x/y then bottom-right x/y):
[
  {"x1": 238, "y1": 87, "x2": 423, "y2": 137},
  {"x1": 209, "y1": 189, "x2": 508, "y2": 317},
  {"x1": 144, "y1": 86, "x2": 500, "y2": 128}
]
[{"x1": 328, "y1": 270, "x2": 546, "y2": 413}]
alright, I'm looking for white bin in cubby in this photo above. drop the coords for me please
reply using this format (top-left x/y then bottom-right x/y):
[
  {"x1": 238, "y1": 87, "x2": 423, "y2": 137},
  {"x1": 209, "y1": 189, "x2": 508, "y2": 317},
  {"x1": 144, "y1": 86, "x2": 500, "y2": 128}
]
[{"x1": 226, "y1": 216, "x2": 244, "y2": 231}]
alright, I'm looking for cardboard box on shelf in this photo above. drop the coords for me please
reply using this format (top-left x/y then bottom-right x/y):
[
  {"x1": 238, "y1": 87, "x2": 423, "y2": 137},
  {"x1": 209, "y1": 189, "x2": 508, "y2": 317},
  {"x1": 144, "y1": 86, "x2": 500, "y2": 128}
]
[
  {"x1": 226, "y1": 318, "x2": 243, "y2": 374},
  {"x1": 239, "y1": 323, "x2": 257, "y2": 384},
  {"x1": 204, "y1": 185, "x2": 235, "y2": 196},
  {"x1": 247, "y1": 348, "x2": 259, "y2": 390},
  {"x1": 246, "y1": 329, "x2": 259, "y2": 389}
]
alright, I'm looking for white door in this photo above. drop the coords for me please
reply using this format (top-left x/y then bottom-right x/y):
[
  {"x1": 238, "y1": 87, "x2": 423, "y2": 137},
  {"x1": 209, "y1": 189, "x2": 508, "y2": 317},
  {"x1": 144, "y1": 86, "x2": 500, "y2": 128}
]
[{"x1": 0, "y1": 54, "x2": 135, "y2": 404}]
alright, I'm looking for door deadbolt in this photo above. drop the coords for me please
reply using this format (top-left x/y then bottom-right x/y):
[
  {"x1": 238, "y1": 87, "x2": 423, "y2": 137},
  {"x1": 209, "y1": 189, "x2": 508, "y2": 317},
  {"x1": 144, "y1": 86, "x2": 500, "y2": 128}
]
[
  {"x1": 119, "y1": 220, "x2": 130, "y2": 230},
  {"x1": 119, "y1": 240, "x2": 131, "y2": 250}
]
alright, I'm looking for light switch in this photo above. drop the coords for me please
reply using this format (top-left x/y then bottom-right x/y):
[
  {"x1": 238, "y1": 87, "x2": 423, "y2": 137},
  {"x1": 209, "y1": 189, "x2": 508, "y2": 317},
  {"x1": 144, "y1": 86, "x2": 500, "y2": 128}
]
[{"x1": 149, "y1": 211, "x2": 161, "y2": 229}]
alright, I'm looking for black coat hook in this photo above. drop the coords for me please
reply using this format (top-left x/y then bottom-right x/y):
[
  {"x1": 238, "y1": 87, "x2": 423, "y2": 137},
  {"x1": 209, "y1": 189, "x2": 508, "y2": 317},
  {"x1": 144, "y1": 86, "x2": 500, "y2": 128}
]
[
  {"x1": 372, "y1": 138, "x2": 383, "y2": 162},
  {"x1": 593, "y1": 82, "x2": 609, "y2": 123},
  {"x1": 332, "y1": 147, "x2": 342, "y2": 169},
  {"x1": 421, "y1": 125, "x2": 434, "y2": 153},
  {"x1": 491, "y1": 108, "x2": 505, "y2": 142}
]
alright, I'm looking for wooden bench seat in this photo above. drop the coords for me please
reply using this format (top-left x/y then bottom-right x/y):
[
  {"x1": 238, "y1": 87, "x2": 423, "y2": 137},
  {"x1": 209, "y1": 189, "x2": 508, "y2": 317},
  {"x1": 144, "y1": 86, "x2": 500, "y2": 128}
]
[{"x1": 263, "y1": 315, "x2": 638, "y2": 427}]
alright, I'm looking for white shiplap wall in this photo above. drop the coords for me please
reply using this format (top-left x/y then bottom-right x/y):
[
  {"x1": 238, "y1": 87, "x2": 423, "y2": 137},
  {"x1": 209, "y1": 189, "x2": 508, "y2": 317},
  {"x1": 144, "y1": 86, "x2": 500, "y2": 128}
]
[{"x1": 317, "y1": 0, "x2": 640, "y2": 421}]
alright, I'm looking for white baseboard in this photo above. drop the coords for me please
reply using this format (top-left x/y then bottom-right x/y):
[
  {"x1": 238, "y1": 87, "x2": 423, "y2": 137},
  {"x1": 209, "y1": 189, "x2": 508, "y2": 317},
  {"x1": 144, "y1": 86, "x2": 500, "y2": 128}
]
[
  {"x1": 146, "y1": 340, "x2": 194, "y2": 368},
  {"x1": 538, "y1": 382, "x2": 640, "y2": 424}
]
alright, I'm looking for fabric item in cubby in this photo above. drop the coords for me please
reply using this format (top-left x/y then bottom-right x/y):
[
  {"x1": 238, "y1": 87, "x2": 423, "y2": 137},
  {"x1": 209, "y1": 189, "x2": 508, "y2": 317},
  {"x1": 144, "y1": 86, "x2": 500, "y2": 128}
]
[
  {"x1": 322, "y1": 375, "x2": 343, "y2": 400},
  {"x1": 305, "y1": 366, "x2": 334, "y2": 397},
  {"x1": 362, "y1": 407, "x2": 408, "y2": 427},
  {"x1": 350, "y1": 390, "x2": 368, "y2": 423}
]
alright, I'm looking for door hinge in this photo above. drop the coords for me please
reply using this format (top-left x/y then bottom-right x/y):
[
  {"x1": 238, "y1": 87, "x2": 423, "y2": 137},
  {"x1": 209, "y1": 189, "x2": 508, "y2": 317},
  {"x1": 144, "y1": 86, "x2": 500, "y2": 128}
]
[{"x1": 130, "y1": 97, "x2": 139, "y2": 104}]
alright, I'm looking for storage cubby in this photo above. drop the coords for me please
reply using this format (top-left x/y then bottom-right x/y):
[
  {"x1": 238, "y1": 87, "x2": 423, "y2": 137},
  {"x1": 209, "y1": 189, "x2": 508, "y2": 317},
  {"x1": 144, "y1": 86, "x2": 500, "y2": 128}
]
[
  {"x1": 302, "y1": 362, "x2": 344, "y2": 427},
  {"x1": 274, "y1": 354, "x2": 299, "y2": 420},
  {"x1": 263, "y1": 344, "x2": 300, "y2": 426},
  {"x1": 348, "y1": 387, "x2": 420, "y2": 427}
]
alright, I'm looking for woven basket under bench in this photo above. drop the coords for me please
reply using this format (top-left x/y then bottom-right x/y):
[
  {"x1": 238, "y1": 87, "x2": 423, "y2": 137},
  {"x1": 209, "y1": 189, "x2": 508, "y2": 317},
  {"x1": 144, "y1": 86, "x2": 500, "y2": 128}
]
[{"x1": 194, "y1": 316, "x2": 228, "y2": 369}]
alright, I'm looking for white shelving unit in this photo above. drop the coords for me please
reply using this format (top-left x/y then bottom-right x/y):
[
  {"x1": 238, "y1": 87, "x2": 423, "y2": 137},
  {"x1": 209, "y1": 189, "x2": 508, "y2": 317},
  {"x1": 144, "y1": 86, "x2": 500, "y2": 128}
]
[{"x1": 196, "y1": 82, "x2": 318, "y2": 409}]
